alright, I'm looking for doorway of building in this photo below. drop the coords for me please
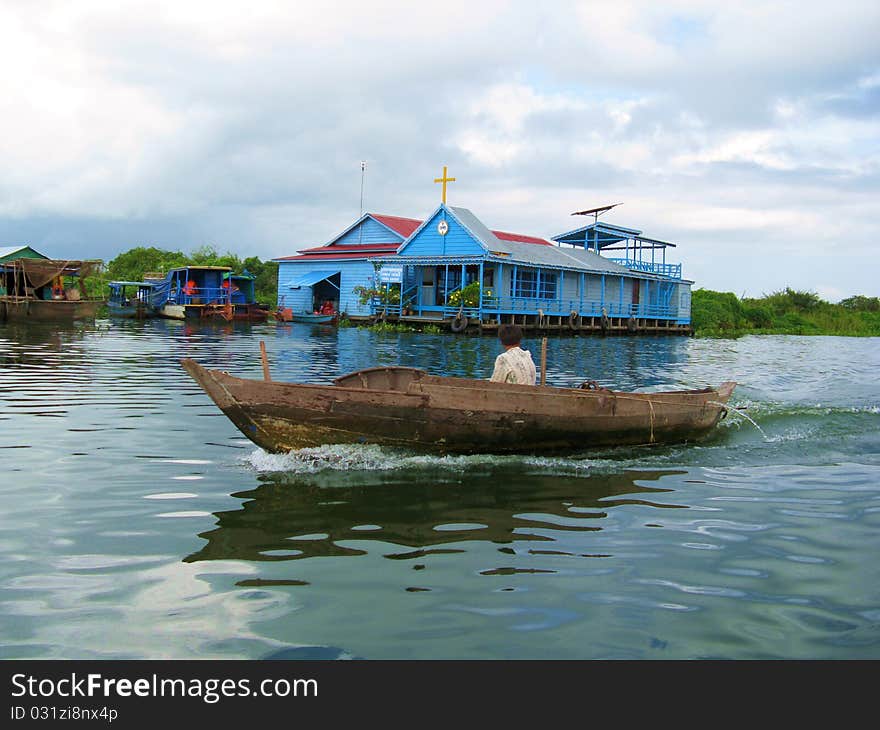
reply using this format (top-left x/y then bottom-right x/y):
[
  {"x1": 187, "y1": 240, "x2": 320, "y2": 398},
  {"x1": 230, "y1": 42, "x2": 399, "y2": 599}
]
[{"x1": 312, "y1": 273, "x2": 341, "y2": 313}]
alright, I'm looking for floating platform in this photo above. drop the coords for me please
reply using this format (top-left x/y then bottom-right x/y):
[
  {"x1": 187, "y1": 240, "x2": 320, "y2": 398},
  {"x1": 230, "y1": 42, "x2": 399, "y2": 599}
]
[{"x1": 347, "y1": 313, "x2": 693, "y2": 336}]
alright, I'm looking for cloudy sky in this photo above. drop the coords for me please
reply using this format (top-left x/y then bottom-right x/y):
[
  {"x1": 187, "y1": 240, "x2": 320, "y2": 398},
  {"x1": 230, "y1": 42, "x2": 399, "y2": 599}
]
[{"x1": 1, "y1": 0, "x2": 878, "y2": 300}]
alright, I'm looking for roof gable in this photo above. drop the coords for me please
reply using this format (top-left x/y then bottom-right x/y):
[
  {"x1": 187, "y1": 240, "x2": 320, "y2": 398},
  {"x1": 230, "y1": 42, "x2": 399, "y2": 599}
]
[
  {"x1": 326, "y1": 213, "x2": 421, "y2": 248},
  {"x1": 0, "y1": 245, "x2": 49, "y2": 263},
  {"x1": 396, "y1": 205, "x2": 493, "y2": 258}
]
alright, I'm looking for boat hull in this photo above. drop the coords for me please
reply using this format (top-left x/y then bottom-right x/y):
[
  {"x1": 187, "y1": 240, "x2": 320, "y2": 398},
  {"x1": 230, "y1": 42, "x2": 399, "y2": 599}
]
[
  {"x1": 181, "y1": 360, "x2": 735, "y2": 454},
  {"x1": 107, "y1": 302, "x2": 156, "y2": 319},
  {"x1": 1, "y1": 298, "x2": 103, "y2": 321},
  {"x1": 289, "y1": 313, "x2": 336, "y2": 324},
  {"x1": 158, "y1": 303, "x2": 184, "y2": 320},
  {"x1": 158, "y1": 303, "x2": 203, "y2": 320},
  {"x1": 232, "y1": 304, "x2": 270, "y2": 322}
]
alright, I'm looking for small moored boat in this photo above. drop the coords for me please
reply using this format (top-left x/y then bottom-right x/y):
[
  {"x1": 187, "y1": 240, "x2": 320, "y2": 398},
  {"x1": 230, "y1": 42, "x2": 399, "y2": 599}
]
[
  {"x1": 288, "y1": 312, "x2": 336, "y2": 324},
  {"x1": 155, "y1": 266, "x2": 232, "y2": 320},
  {"x1": 181, "y1": 359, "x2": 736, "y2": 454},
  {"x1": 107, "y1": 281, "x2": 159, "y2": 318}
]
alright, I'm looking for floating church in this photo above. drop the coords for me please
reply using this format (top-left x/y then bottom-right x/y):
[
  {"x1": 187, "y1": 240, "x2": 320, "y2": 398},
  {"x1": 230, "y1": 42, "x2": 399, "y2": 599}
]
[{"x1": 274, "y1": 169, "x2": 693, "y2": 335}]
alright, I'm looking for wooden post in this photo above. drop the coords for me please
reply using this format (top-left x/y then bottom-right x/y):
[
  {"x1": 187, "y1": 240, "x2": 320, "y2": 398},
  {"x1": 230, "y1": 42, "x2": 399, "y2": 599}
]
[
  {"x1": 540, "y1": 337, "x2": 547, "y2": 386},
  {"x1": 259, "y1": 340, "x2": 272, "y2": 382}
]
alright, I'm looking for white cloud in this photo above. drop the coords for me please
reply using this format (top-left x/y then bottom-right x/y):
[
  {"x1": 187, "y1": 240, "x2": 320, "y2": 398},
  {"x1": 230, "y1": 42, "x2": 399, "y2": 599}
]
[{"x1": 0, "y1": 0, "x2": 878, "y2": 297}]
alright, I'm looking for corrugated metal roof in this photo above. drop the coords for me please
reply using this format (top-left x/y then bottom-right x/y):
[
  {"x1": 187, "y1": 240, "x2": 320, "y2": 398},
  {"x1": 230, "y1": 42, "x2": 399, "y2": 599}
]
[
  {"x1": 387, "y1": 206, "x2": 647, "y2": 276},
  {"x1": 292, "y1": 243, "x2": 399, "y2": 255},
  {"x1": 371, "y1": 214, "x2": 422, "y2": 238},
  {"x1": 493, "y1": 230, "x2": 552, "y2": 246},
  {"x1": 278, "y1": 251, "x2": 389, "y2": 262},
  {"x1": 0, "y1": 245, "x2": 49, "y2": 262},
  {"x1": 552, "y1": 221, "x2": 643, "y2": 242},
  {"x1": 447, "y1": 206, "x2": 503, "y2": 249},
  {"x1": 487, "y1": 239, "x2": 635, "y2": 275}
]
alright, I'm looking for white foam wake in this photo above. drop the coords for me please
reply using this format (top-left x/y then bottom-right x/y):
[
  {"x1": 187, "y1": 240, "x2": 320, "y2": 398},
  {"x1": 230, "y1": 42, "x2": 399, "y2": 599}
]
[{"x1": 242, "y1": 444, "x2": 597, "y2": 476}]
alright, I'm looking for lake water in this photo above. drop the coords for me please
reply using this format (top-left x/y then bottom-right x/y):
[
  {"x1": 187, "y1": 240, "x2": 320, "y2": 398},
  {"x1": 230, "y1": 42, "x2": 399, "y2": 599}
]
[{"x1": 1, "y1": 319, "x2": 879, "y2": 660}]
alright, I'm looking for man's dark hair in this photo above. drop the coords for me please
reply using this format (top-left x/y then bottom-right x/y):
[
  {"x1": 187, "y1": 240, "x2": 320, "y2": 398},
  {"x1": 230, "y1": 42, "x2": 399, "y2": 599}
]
[{"x1": 498, "y1": 323, "x2": 523, "y2": 346}]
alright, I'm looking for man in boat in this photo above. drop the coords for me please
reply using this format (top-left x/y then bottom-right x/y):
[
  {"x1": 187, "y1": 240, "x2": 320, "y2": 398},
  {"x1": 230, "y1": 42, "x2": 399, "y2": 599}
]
[
  {"x1": 490, "y1": 324, "x2": 537, "y2": 386},
  {"x1": 319, "y1": 300, "x2": 335, "y2": 315}
]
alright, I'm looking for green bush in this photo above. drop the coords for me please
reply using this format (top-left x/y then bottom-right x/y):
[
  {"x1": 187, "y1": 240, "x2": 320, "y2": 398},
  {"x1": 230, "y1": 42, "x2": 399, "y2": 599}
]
[
  {"x1": 353, "y1": 284, "x2": 400, "y2": 306},
  {"x1": 741, "y1": 303, "x2": 773, "y2": 329},
  {"x1": 691, "y1": 289, "x2": 745, "y2": 332},
  {"x1": 447, "y1": 281, "x2": 491, "y2": 307},
  {"x1": 693, "y1": 287, "x2": 880, "y2": 337},
  {"x1": 840, "y1": 295, "x2": 880, "y2": 312}
]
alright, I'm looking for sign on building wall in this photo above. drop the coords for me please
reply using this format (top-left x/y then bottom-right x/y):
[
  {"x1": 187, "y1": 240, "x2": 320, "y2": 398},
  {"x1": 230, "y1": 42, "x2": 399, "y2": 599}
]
[{"x1": 379, "y1": 266, "x2": 403, "y2": 283}]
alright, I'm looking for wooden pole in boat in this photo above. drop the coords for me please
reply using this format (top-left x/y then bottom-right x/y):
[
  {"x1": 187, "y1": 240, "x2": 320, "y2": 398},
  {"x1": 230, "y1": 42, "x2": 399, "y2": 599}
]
[
  {"x1": 259, "y1": 340, "x2": 272, "y2": 381},
  {"x1": 540, "y1": 337, "x2": 547, "y2": 386}
]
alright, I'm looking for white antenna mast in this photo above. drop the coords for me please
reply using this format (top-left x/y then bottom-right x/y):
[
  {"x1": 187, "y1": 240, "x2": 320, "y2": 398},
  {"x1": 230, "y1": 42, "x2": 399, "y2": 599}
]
[
  {"x1": 359, "y1": 160, "x2": 367, "y2": 244},
  {"x1": 359, "y1": 161, "x2": 367, "y2": 216}
]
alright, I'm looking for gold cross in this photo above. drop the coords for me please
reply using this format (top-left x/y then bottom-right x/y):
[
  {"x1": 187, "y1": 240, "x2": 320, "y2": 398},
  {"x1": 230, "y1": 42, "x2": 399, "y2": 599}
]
[{"x1": 433, "y1": 165, "x2": 456, "y2": 204}]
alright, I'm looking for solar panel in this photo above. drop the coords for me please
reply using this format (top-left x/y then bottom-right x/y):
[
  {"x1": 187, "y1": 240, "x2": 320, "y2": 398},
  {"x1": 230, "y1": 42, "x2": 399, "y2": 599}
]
[{"x1": 571, "y1": 203, "x2": 622, "y2": 217}]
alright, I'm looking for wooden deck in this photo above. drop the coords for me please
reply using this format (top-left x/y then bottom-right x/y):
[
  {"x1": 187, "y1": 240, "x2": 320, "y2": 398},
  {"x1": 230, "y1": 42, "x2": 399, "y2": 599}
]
[{"x1": 348, "y1": 313, "x2": 693, "y2": 336}]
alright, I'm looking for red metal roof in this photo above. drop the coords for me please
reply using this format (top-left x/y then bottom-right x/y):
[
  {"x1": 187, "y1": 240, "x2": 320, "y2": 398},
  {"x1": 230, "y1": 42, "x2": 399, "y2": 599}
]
[
  {"x1": 492, "y1": 230, "x2": 552, "y2": 246},
  {"x1": 371, "y1": 214, "x2": 423, "y2": 238},
  {"x1": 277, "y1": 251, "x2": 391, "y2": 262},
  {"x1": 295, "y1": 243, "x2": 399, "y2": 254},
  {"x1": 373, "y1": 214, "x2": 552, "y2": 246},
  {"x1": 276, "y1": 214, "x2": 551, "y2": 262}
]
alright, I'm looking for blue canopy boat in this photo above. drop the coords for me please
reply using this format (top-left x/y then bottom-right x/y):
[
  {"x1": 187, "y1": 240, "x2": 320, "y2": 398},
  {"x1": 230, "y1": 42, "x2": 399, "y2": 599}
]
[
  {"x1": 154, "y1": 266, "x2": 232, "y2": 320},
  {"x1": 153, "y1": 266, "x2": 269, "y2": 321},
  {"x1": 107, "y1": 280, "x2": 159, "y2": 318}
]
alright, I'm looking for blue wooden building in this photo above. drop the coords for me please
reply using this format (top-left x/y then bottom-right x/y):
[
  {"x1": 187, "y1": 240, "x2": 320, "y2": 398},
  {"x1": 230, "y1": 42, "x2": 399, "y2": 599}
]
[
  {"x1": 275, "y1": 213, "x2": 420, "y2": 317},
  {"x1": 275, "y1": 199, "x2": 692, "y2": 334}
]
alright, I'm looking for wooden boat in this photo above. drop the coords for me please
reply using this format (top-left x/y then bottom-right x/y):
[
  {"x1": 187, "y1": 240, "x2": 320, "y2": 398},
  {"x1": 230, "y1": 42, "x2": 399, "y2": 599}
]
[
  {"x1": 0, "y1": 258, "x2": 103, "y2": 322},
  {"x1": 181, "y1": 360, "x2": 736, "y2": 454},
  {"x1": 2, "y1": 297, "x2": 103, "y2": 322}
]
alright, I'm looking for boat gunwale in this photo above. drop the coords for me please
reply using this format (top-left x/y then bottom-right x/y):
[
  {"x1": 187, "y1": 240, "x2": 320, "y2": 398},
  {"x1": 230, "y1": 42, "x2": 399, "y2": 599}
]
[{"x1": 185, "y1": 359, "x2": 735, "y2": 406}]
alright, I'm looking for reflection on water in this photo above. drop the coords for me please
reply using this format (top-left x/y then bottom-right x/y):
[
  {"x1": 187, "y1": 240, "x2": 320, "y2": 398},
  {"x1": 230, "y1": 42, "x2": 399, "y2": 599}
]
[
  {"x1": 185, "y1": 468, "x2": 684, "y2": 565},
  {"x1": 1, "y1": 319, "x2": 880, "y2": 659}
]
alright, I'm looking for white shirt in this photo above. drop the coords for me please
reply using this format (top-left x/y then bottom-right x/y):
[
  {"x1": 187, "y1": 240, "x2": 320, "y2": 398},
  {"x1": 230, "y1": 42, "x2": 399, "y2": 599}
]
[{"x1": 490, "y1": 346, "x2": 537, "y2": 385}]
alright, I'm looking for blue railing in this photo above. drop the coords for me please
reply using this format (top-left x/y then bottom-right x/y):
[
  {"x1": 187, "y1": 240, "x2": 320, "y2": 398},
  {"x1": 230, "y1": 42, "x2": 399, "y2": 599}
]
[
  {"x1": 483, "y1": 296, "x2": 679, "y2": 319},
  {"x1": 608, "y1": 259, "x2": 682, "y2": 278},
  {"x1": 169, "y1": 286, "x2": 230, "y2": 305},
  {"x1": 367, "y1": 294, "x2": 682, "y2": 321}
]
